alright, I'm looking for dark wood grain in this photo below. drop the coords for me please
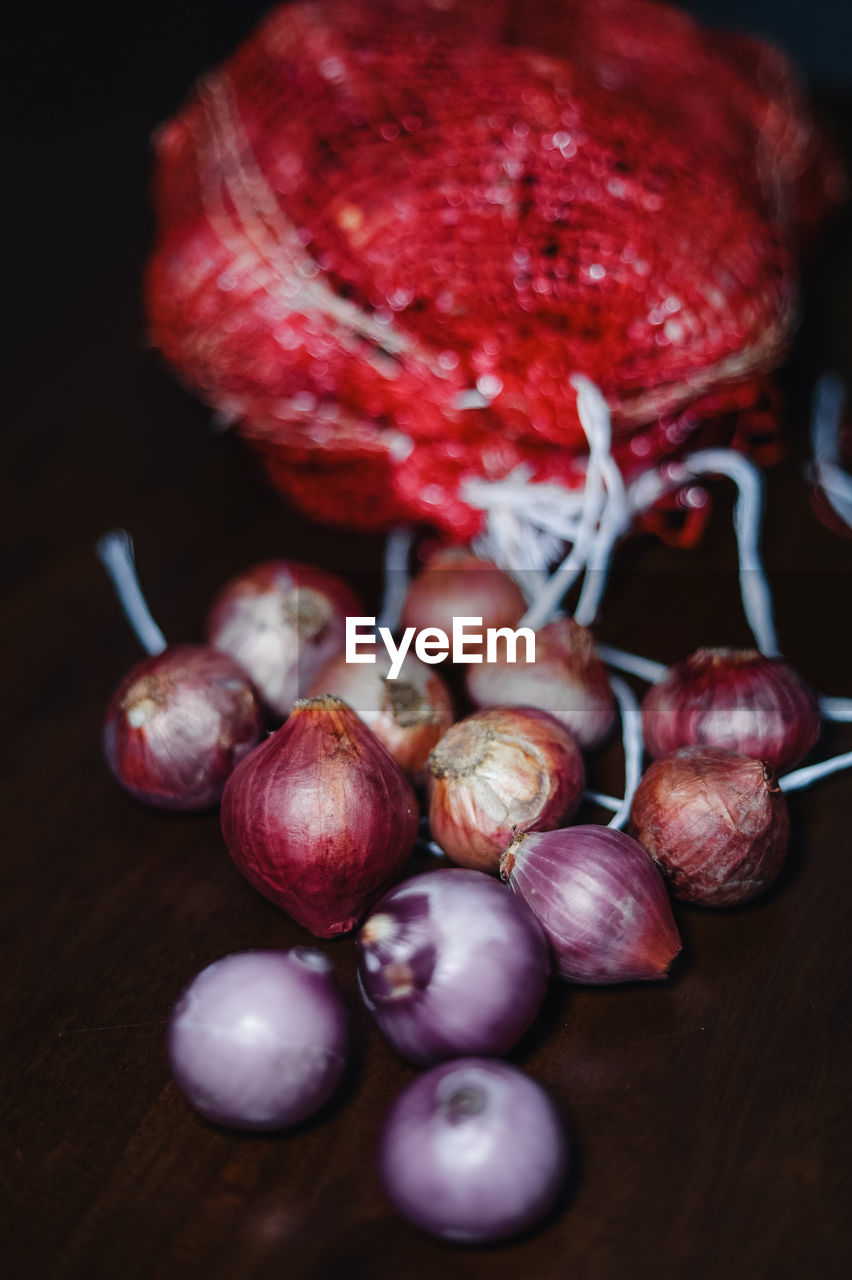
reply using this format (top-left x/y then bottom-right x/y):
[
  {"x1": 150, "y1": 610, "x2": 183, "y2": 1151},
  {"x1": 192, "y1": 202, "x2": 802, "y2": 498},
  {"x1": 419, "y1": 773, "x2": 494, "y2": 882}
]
[{"x1": 3, "y1": 16, "x2": 852, "y2": 1280}]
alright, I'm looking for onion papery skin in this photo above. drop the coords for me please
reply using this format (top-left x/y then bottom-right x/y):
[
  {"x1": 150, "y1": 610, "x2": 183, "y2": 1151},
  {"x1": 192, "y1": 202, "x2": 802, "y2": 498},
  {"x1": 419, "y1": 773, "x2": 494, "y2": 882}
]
[
  {"x1": 207, "y1": 560, "x2": 362, "y2": 720},
  {"x1": 641, "y1": 647, "x2": 821, "y2": 771},
  {"x1": 466, "y1": 616, "x2": 616, "y2": 750},
  {"x1": 221, "y1": 695, "x2": 419, "y2": 936},
  {"x1": 629, "y1": 746, "x2": 790, "y2": 906},
  {"x1": 427, "y1": 706, "x2": 585, "y2": 872},
  {"x1": 167, "y1": 948, "x2": 348, "y2": 1129},
  {"x1": 103, "y1": 645, "x2": 263, "y2": 810},
  {"x1": 378, "y1": 1057, "x2": 567, "y2": 1243},
  {"x1": 400, "y1": 548, "x2": 526, "y2": 647},
  {"x1": 306, "y1": 649, "x2": 453, "y2": 783},
  {"x1": 357, "y1": 869, "x2": 550, "y2": 1064},
  {"x1": 501, "y1": 826, "x2": 681, "y2": 983}
]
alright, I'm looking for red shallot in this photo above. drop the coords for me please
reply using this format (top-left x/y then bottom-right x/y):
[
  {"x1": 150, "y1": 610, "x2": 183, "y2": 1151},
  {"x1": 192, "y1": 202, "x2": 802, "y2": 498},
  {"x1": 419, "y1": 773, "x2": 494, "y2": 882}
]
[
  {"x1": 103, "y1": 645, "x2": 263, "y2": 811},
  {"x1": 98, "y1": 530, "x2": 262, "y2": 810},
  {"x1": 427, "y1": 706, "x2": 584, "y2": 872},
  {"x1": 501, "y1": 826, "x2": 681, "y2": 983},
  {"x1": 629, "y1": 746, "x2": 790, "y2": 906},
  {"x1": 168, "y1": 948, "x2": 348, "y2": 1129},
  {"x1": 400, "y1": 547, "x2": 526, "y2": 651},
  {"x1": 642, "y1": 647, "x2": 820, "y2": 771},
  {"x1": 306, "y1": 648, "x2": 453, "y2": 783},
  {"x1": 221, "y1": 695, "x2": 419, "y2": 936},
  {"x1": 207, "y1": 560, "x2": 362, "y2": 720},
  {"x1": 357, "y1": 869, "x2": 549, "y2": 1064},
  {"x1": 378, "y1": 1058, "x2": 567, "y2": 1243},
  {"x1": 467, "y1": 616, "x2": 616, "y2": 750}
]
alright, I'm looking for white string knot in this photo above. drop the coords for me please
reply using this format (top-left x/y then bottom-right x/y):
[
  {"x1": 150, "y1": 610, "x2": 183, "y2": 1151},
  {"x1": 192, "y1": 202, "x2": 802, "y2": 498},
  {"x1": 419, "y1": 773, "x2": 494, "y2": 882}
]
[{"x1": 462, "y1": 374, "x2": 777, "y2": 651}]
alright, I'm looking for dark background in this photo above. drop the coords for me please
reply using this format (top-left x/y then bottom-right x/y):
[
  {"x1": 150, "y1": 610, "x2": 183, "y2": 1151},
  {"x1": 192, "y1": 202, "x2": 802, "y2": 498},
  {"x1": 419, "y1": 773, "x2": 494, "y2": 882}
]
[{"x1": 3, "y1": 4, "x2": 852, "y2": 1279}]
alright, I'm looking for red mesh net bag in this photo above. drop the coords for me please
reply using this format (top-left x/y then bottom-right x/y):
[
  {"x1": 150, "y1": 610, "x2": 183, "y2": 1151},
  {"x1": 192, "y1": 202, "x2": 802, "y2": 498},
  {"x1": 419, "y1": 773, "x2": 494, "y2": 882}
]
[{"x1": 146, "y1": 0, "x2": 841, "y2": 545}]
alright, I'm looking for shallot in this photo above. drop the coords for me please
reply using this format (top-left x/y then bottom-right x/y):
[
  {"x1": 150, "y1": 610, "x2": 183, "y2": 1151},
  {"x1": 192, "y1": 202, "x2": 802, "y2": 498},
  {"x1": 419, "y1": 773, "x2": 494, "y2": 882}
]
[
  {"x1": 642, "y1": 647, "x2": 820, "y2": 771},
  {"x1": 378, "y1": 1058, "x2": 567, "y2": 1242},
  {"x1": 400, "y1": 547, "x2": 526, "y2": 651},
  {"x1": 501, "y1": 826, "x2": 681, "y2": 983},
  {"x1": 629, "y1": 746, "x2": 790, "y2": 905},
  {"x1": 167, "y1": 948, "x2": 348, "y2": 1129},
  {"x1": 428, "y1": 706, "x2": 584, "y2": 872},
  {"x1": 357, "y1": 869, "x2": 549, "y2": 1063},
  {"x1": 306, "y1": 648, "x2": 453, "y2": 783},
  {"x1": 467, "y1": 616, "x2": 616, "y2": 750},
  {"x1": 98, "y1": 530, "x2": 262, "y2": 810},
  {"x1": 103, "y1": 645, "x2": 263, "y2": 810},
  {"x1": 221, "y1": 695, "x2": 419, "y2": 936},
  {"x1": 207, "y1": 559, "x2": 362, "y2": 720}
]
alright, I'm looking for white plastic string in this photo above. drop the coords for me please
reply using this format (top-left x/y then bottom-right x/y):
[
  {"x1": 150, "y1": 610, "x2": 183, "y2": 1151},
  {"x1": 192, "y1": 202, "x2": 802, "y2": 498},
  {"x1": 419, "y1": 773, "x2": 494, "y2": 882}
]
[
  {"x1": 780, "y1": 752, "x2": 852, "y2": 792},
  {"x1": 517, "y1": 376, "x2": 630, "y2": 630},
  {"x1": 679, "y1": 449, "x2": 779, "y2": 656},
  {"x1": 467, "y1": 471, "x2": 585, "y2": 577},
  {"x1": 585, "y1": 790, "x2": 621, "y2": 813},
  {"x1": 376, "y1": 526, "x2": 414, "y2": 633},
  {"x1": 604, "y1": 674, "x2": 644, "y2": 830},
  {"x1": 810, "y1": 373, "x2": 852, "y2": 530},
  {"x1": 819, "y1": 696, "x2": 852, "y2": 723},
  {"x1": 470, "y1": 494, "x2": 562, "y2": 600},
  {"x1": 596, "y1": 643, "x2": 667, "y2": 684},
  {"x1": 621, "y1": 450, "x2": 779, "y2": 654},
  {"x1": 464, "y1": 378, "x2": 778, "y2": 652},
  {"x1": 572, "y1": 466, "x2": 629, "y2": 626},
  {"x1": 573, "y1": 381, "x2": 632, "y2": 626},
  {"x1": 97, "y1": 530, "x2": 168, "y2": 656},
  {"x1": 417, "y1": 815, "x2": 445, "y2": 858},
  {"x1": 518, "y1": 378, "x2": 609, "y2": 629}
]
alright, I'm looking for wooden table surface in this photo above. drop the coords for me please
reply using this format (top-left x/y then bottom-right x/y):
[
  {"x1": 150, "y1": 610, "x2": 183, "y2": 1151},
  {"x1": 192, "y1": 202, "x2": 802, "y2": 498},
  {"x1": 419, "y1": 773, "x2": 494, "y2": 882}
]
[{"x1": 3, "y1": 10, "x2": 852, "y2": 1278}]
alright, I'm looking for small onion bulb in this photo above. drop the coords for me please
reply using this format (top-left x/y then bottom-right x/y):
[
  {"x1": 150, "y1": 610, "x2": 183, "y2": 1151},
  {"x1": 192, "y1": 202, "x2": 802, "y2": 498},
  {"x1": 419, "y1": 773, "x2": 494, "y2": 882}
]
[
  {"x1": 357, "y1": 869, "x2": 550, "y2": 1063},
  {"x1": 103, "y1": 645, "x2": 262, "y2": 810},
  {"x1": 501, "y1": 826, "x2": 681, "y2": 983},
  {"x1": 629, "y1": 745, "x2": 790, "y2": 905},
  {"x1": 400, "y1": 547, "x2": 526, "y2": 647},
  {"x1": 641, "y1": 647, "x2": 821, "y2": 771},
  {"x1": 427, "y1": 706, "x2": 585, "y2": 872},
  {"x1": 207, "y1": 560, "x2": 362, "y2": 720},
  {"x1": 307, "y1": 648, "x2": 454, "y2": 783},
  {"x1": 467, "y1": 616, "x2": 616, "y2": 750},
  {"x1": 221, "y1": 695, "x2": 419, "y2": 937},
  {"x1": 167, "y1": 948, "x2": 348, "y2": 1129},
  {"x1": 379, "y1": 1058, "x2": 567, "y2": 1242}
]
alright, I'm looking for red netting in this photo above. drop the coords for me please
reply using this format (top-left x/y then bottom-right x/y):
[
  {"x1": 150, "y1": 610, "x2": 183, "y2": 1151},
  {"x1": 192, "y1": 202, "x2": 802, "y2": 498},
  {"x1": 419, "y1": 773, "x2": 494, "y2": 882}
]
[{"x1": 146, "y1": 0, "x2": 842, "y2": 541}]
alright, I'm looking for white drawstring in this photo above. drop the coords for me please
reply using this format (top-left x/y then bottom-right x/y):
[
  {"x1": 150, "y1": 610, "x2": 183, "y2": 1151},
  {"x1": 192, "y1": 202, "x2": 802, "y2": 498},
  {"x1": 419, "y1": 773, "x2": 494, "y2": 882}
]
[
  {"x1": 97, "y1": 530, "x2": 168, "y2": 656},
  {"x1": 679, "y1": 449, "x2": 779, "y2": 656},
  {"x1": 376, "y1": 526, "x2": 414, "y2": 633},
  {"x1": 810, "y1": 373, "x2": 852, "y2": 530},
  {"x1": 780, "y1": 751, "x2": 852, "y2": 792},
  {"x1": 595, "y1": 643, "x2": 667, "y2": 684},
  {"x1": 604, "y1": 675, "x2": 644, "y2": 831},
  {"x1": 464, "y1": 377, "x2": 779, "y2": 653}
]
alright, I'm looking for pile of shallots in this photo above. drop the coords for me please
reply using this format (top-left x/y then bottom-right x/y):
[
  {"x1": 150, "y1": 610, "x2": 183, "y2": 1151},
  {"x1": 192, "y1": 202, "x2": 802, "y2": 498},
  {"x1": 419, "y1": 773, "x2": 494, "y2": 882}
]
[{"x1": 99, "y1": 534, "x2": 839, "y2": 1244}]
